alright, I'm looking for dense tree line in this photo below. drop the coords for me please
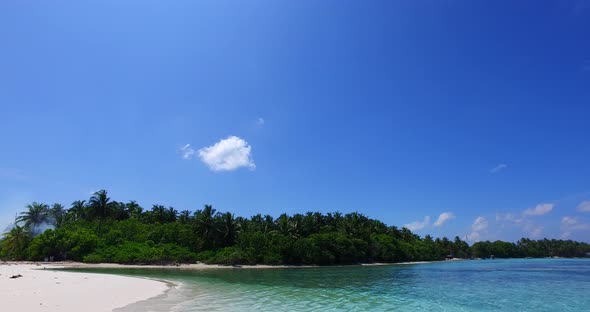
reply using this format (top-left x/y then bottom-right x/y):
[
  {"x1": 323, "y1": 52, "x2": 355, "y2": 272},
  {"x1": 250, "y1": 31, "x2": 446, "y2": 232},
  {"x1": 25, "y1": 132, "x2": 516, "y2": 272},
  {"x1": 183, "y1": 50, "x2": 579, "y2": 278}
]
[
  {"x1": 471, "y1": 238, "x2": 590, "y2": 258},
  {"x1": 1, "y1": 190, "x2": 589, "y2": 265}
]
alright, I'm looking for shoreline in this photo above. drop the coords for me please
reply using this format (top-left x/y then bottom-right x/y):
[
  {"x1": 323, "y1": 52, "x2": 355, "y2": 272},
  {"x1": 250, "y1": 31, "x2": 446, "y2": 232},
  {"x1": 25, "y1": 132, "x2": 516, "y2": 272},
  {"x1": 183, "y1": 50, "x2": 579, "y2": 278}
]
[
  {"x1": 0, "y1": 262, "x2": 170, "y2": 312},
  {"x1": 39, "y1": 259, "x2": 460, "y2": 271},
  {"x1": 116, "y1": 278, "x2": 182, "y2": 312},
  {"x1": 56, "y1": 260, "x2": 460, "y2": 311},
  {"x1": 0, "y1": 259, "x2": 467, "y2": 311},
  {"x1": 48, "y1": 257, "x2": 585, "y2": 273}
]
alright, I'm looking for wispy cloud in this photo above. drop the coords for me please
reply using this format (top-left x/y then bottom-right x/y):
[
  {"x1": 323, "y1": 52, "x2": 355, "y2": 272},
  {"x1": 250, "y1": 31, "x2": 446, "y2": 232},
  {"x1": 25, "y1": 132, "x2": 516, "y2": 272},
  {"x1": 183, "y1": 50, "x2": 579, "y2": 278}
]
[
  {"x1": 434, "y1": 212, "x2": 455, "y2": 227},
  {"x1": 560, "y1": 216, "x2": 590, "y2": 238},
  {"x1": 197, "y1": 136, "x2": 256, "y2": 171},
  {"x1": 577, "y1": 201, "x2": 590, "y2": 212},
  {"x1": 404, "y1": 216, "x2": 430, "y2": 232},
  {"x1": 468, "y1": 216, "x2": 488, "y2": 242},
  {"x1": 523, "y1": 203, "x2": 554, "y2": 216},
  {"x1": 562, "y1": 216, "x2": 578, "y2": 226},
  {"x1": 180, "y1": 144, "x2": 196, "y2": 160},
  {"x1": 530, "y1": 226, "x2": 544, "y2": 238},
  {"x1": 496, "y1": 202, "x2": 555, "y2": 238},
  {"x1": 472, "y1": 217, "x2": 488, "y2": 232},
  {"x1": 490, "y1": 164, "x2": 507, "y2": 174},
  {"x1": 496, "y1": 212, "x2": 523, "y2": 224},
  {"x1": 256, "y1": 117, "x2": 265, "y2": 126}
]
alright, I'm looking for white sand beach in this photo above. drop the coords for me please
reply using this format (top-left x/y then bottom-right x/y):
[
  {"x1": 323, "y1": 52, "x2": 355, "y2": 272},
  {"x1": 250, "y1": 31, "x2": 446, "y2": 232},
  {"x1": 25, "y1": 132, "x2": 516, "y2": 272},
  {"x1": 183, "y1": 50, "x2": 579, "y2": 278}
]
[
  {"x1": 0, "y1": 262, "x2": 169, "y2": 312},
  {"x1": 61, "y1": 262, "x2": 315, "y2": 270},
  {"x1": 0, "y1": 260, "x2": 459, "y2": 311},
  {"x1": 45, "y1": 260, "x2": 445, "y2": 272}
]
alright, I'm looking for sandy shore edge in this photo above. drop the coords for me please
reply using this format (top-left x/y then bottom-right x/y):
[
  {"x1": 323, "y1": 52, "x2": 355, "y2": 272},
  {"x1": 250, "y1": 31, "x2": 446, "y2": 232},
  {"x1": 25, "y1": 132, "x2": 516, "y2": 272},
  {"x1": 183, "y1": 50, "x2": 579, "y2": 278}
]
[
  {"x1": 0, "y1": 262, "x2": 170, "y2": 312},
  {"x1": 1, "y1": 259, "x2": 465, "y2": 311},
  {"x1": 50, "y1": 259, "x2": 458, "y2": 270}
]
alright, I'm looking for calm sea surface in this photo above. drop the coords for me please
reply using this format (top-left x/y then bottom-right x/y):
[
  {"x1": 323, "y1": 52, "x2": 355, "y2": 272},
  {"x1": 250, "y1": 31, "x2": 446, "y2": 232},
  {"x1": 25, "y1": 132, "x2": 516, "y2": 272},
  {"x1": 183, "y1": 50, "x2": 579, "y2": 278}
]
[{"x1": 69, "y1": 258, "x2": 590, "y2": 311}]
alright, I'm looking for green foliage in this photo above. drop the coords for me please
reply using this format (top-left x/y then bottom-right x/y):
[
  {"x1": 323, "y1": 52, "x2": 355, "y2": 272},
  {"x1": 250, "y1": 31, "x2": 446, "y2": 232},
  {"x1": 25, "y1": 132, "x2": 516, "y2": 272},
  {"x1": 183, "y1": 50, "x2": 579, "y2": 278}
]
[
  {"x1": 17, "y1": 202, "x2": 50, "y2": 232},
  {"x1": 370, "y1": 234, "x2": 402, "y2": 262},
  {"x1": 2, "y1": 189, "x2": 590, "y2": 265},
  {"x1": 471, "y1": 238, "x2": 590, "y2": 259},
  {"x1": 199, "y1": 247, "x2": 255, "y2": 265},
  {"x1": 237, "y1": 232, "x2": 290, "y2": 264},
  {"x1": 84, "y1": 242, "x2": 196, "y2": 264},
  {"x1": 0, "y1": 224, "x2": 30, "y2": 260},
  {"x1": 27, "y1": 227, "x2": 98, "y2": 261}
]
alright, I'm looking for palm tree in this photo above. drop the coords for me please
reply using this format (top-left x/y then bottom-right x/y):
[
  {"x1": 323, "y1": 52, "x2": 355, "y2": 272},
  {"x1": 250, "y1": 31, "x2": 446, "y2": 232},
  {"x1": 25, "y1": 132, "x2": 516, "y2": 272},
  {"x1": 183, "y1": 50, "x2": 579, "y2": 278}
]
[
  {"x1": 178, "y1": 210, "x2": 192, "y2": 224},
  {"x1": 389, "y1": 225, "x2": 402, "y2": 239},
  {"x1": 166, "y1": 207, "x2": 178, "y2": 223},
  {"x1": 235, "y1": 216, "x2": 249, "y2": 233},
  {"x1": 263, "y1": 214, "x2": 275, "y2": 233},
  {"x1": 1, "y1": 222, "x2": 30, "y2": 258},
  {"x1": 289, "y1": 213, "x2": 304, "y2": 238},
  {"x1": 275, "y1": 213, "x2": 300, "y2": 239},
  {"x1": 401, "y1": 227, "x2": 418, "y2": 242},
  {"x1": 150, "y1": 205, "x2": 167, "y2": 223},
  {"x1": 276, "y1": 213, "x2": 290, "y2": 236},
  {"x1": 126, "y1": 201, "x2": 143, "y2": 220},
  {"x1": 370, "y1": 219, "x2": 388, "y2": 235},
  {"x1": 249, "y1": 214, "x2": 275, "y2": 233},
  {"x1": 250, "y1": 214, "x2": 264, "y2": 232},
  {"x1": 87, "y1": 190, "x2": 115, "y2": 220},
  {"x1": 195, "y1": 205, "x2": 218, "y2": 248},
  {"x1": 50, "y1": 203, "x2": 66, "y2": 227},
  {"x1": 343, "y1": 212, "x2": 370, "y2": 240},
  {"x1": 68, "y1": 200, "x2": 87, "y2": 222},
  {"x1": 221, "y1": 212, "x2": 239, "y2": 246},
  {"x1": 17, "y1": 202, "x2": 49, "y2": 231},
  {"x1": 301, "y1": 212, "x2": 323, "y2": 234},
  {"x1": 112, "y1": 201, "x2": 130, "y2": 221}
]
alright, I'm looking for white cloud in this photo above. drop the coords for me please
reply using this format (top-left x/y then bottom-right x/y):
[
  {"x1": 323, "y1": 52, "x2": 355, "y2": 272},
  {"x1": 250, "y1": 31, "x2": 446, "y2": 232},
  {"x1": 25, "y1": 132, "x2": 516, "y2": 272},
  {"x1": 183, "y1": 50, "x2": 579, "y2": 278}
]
[
  {"x1": 490, "y1": 164, "x2": 507, "y2": 174},
  {"x1": 523, "y1": 203, "x2": 553, "y2": 216},
  {"x1": 561, "y1": 216, "x2": 590, "y2": 230},
  {"x1": 257, "y1": 117, "x2": 265, "y2": 126},
  {"x1": 560, "y1": 216, "x2": 590, "y2": 239},
  {"x1": 496, "y1": 213, "x2": 524, "y2": 224},
  {"x1": 468, "y1": 216, "x2": 488, "y2": 242},
  {"x1": 468, "y1": 232, "x2": 480, "y2": 241},
  {"x1": 472, "y1": 216, "x2": 488, "y2": 232},
  {"x1": 577, "y1": 201, "x2": 590, "y2": 212},
  {"x1": 434, "y1": 212, "x2": 455, "y2": 227},
  {"x1": 497, "y1": 203, "x2": 554, "y2": 239},
  {"x1": 530, "y1": 226, "x2": 544, "y2": 238},
  {"x1": 180, "y1": 144, "x2": 196, "y2": 160},
  {"x1": 198, "y1": 136, "x2": 256, "y2": 171},
  {"x1": 404, "y1": 216, "x2": 430, "y2": 232},
  {"x1": 562, "y1": 216, "x2": 578, "y2": 226}
]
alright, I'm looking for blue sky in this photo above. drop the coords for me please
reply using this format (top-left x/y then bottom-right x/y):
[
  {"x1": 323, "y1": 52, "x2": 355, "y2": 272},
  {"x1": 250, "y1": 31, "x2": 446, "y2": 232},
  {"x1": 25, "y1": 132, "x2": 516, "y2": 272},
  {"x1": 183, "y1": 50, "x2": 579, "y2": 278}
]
[{"x1": 1, "y1": 1, "x2": 589, "y2": 242}]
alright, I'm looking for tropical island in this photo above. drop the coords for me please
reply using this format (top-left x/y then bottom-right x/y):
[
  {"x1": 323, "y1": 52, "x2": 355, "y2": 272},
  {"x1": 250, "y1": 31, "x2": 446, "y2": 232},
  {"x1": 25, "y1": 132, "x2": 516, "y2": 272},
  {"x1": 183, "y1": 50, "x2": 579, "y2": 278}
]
[{"x1": 2, "y1": 190, "x2": 589, "y2": 265}]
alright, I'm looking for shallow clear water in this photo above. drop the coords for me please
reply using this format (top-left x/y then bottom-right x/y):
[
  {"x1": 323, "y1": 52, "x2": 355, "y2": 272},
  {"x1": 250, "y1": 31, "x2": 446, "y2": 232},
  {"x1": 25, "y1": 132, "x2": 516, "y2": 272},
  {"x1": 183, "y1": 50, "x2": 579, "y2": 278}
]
[{"x1": 71, "y1": 259, "x2": 590, "y2": 311}]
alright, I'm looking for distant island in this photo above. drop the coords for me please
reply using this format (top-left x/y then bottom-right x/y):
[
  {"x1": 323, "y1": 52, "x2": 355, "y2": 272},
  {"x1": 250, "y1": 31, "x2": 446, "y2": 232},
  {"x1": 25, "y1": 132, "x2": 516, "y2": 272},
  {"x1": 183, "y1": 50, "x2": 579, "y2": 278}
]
[{"x1": 2, "y1": 190, "x2": 589, "y2": 265}]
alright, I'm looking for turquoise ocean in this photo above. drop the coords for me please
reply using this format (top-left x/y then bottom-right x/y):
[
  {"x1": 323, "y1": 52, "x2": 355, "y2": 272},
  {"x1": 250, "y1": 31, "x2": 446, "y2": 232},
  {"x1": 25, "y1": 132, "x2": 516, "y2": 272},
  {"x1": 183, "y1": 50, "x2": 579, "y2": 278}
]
[{"x1": 72, "y1": 258, "x2": 590, "y2": 311}]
